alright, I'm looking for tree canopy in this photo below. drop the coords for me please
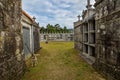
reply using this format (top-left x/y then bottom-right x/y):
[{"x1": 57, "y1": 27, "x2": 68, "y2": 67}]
[{"x1": 40, "y1": 24, "x2": 72, "y2": 33}]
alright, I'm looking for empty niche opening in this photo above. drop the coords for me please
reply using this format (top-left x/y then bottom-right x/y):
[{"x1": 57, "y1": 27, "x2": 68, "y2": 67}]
[
  {"x1": 84, "y1": 44, "x2": 88, "y2": 54},
  {"x1": 90, "y1": 46, "x2": 95, "y2": 57},
  {"x1": 84, "y1": 23, "x2": 88, "y2": 32},
  {"x1": 90, "y1": 33, "x2": 95, "y2": 44},
  {"x1": 90, "y1": 20, "x2": 95, "y2": 30},
  {"x1": 84, "y1": 33, "x2": 88, "y2": 42}
]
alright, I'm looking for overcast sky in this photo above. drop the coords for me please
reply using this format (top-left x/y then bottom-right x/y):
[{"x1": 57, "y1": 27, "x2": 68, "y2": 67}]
[{"x1": 22, "y1": 0, "x2": 95, "y2": 28}]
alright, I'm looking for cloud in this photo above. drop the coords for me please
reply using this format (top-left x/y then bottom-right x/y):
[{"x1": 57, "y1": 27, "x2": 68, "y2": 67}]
[{"x1": 22, "y1": 0, "x2": 95, "y2": 28}]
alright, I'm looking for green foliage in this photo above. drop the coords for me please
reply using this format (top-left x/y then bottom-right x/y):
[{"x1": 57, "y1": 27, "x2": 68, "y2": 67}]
[{"x1": 40, "y1": 24, "x2": 71, "y2": 33}]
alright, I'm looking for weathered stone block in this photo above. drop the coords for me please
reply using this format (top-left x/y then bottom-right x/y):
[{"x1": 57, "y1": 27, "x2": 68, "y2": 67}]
[
  {"x1": 94, "y1": 0, "x2": 120, "y2": 80},
  {"x1": 0, "y1": 0, "x2": 26, "y2": 80}
]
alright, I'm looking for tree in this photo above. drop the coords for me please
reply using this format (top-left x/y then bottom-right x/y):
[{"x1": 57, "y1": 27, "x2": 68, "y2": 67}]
[
  {"x1": 63, "y1": 26, "x2": 67, "y2": 33},
  {"x1": 40, "y1": 24, "x2": 71, "y2": 33},
  {"x1": 40, "y1": 27, "x2": 45, "y2": 33}
]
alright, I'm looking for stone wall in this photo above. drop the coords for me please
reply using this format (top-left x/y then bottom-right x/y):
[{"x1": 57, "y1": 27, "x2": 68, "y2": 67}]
[
  {"x1": 33, "y1": 26, "x2": 40, "y2": 52},
  {"x1": 40, "y1": 33, "x2": 74, "y2": 42},
  {"x1": 94, "y1": 0, "x2": 120, "y2": 80},
  {"x1": 0, "y1": 0, "x2": 26, "y2": 80},
  {"x1": 74, "y1": 21, "x2": 83, "y2": 51}
]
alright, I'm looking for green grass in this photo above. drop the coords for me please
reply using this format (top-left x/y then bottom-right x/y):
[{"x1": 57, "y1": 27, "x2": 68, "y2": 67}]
[{"x1": 22, "y1": 42, "x2": 105, "y2": 80}]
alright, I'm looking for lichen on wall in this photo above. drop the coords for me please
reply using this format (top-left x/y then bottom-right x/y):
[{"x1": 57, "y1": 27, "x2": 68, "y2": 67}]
[
  {"x1": 94, "y1": 0, "x2": 120, "y2": 80},
  {"x1": 0, "y1": 0, "x2": 26, "y2": 80}
]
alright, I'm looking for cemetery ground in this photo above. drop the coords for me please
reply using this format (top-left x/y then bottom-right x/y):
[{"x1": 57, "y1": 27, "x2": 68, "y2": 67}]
[{"x1": 22, "y1": 42, "x2": 105, "y2": 80}]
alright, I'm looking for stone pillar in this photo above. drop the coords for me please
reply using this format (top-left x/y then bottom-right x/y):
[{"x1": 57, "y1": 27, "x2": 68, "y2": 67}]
[
  {"x1": 77, "y1": 15, "x2": 80, "y2": 21},
  {"x1": 0, "y1": 0, "x2": 26, "y2": 80},
  {"x1": 87, "y1": 0, "x2": 90, "y2": 6},
  {"x1": 86, "y1": 0, "x2": 92, "y2": 9}
]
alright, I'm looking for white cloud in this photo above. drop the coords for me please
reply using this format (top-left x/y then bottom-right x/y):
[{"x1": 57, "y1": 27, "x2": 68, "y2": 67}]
[{"x1": 22, "y1": 0, "x2": 95, "y2": 28}]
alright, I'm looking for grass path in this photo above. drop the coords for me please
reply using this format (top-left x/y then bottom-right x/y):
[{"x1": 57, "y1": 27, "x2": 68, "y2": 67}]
[{"x1": 23, "y1": 42, "x2": 105, "y2": 80}]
